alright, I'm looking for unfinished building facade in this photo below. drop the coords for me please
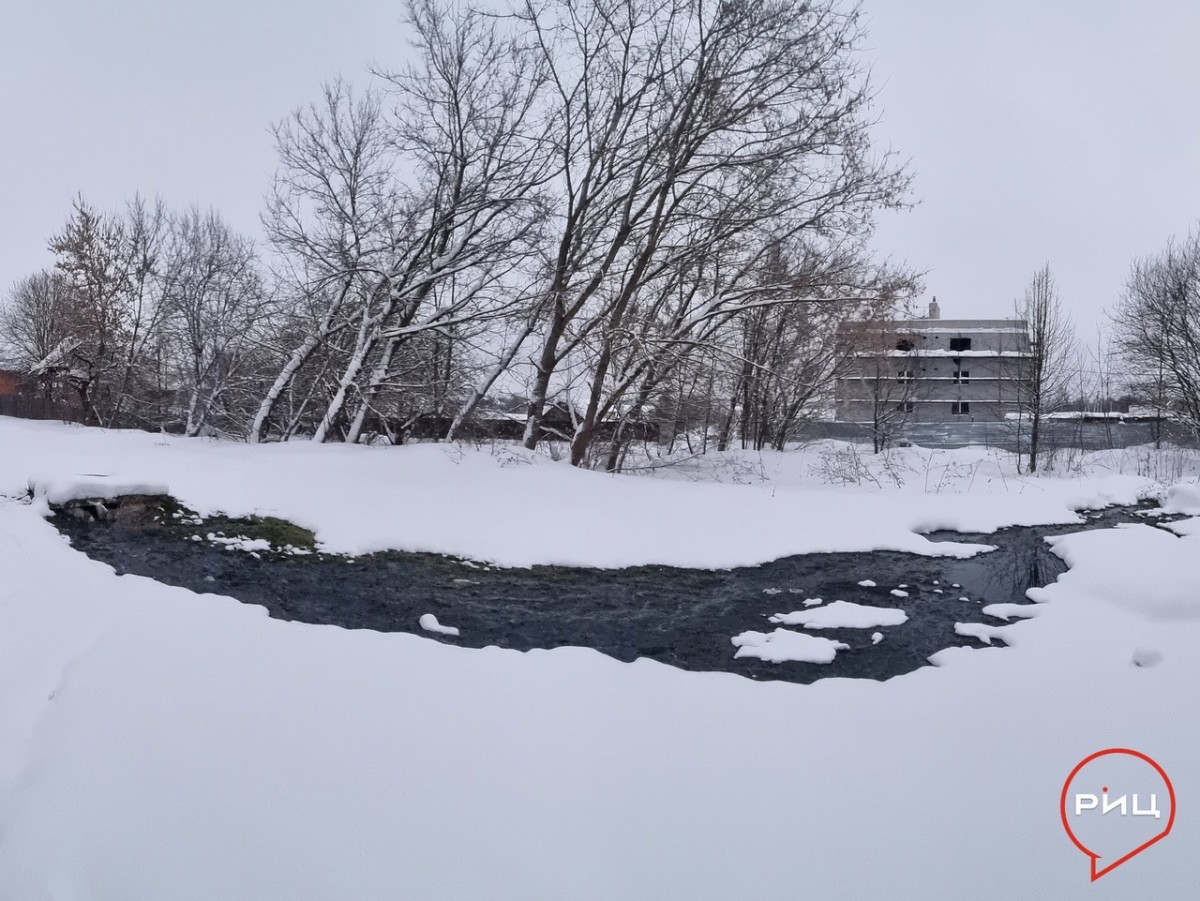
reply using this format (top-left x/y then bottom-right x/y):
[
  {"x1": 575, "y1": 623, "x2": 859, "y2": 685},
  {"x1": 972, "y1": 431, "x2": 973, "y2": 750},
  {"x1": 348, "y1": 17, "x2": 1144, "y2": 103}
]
[{"x1": 834, "y1": 299, "x2": 1031, "y2": 424}]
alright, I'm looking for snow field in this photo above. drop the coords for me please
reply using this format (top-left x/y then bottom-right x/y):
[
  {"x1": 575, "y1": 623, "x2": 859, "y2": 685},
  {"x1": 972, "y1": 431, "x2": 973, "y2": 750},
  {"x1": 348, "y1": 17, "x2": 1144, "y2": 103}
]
[{"x1": 1, "y1": 418, "x2": 1199, "y2": 899}]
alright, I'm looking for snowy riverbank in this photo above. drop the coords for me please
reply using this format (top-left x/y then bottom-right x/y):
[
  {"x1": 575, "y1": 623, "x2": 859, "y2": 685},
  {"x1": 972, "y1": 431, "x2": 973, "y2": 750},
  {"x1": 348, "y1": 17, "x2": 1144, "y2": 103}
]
[{"x1": 4, "y1": 418, "x2": 1174, "y2": 567}]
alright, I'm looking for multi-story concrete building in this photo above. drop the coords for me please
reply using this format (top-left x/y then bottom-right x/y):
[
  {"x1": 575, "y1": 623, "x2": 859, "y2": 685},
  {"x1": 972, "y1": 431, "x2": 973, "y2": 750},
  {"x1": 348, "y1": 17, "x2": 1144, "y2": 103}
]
[{"x1": 835, "y1": 299, "x2": 1031, "y2": 423}]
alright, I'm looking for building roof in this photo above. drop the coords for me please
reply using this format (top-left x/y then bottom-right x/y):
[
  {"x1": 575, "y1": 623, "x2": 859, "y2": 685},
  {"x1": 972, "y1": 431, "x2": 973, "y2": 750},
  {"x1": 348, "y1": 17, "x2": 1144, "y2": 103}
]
[
  {"x1": 897, "y1": 318, "x2": 1028, "y2": 331},
  {"x1": 839, "y1": 317, "x2": 1029, "y2": 334},
  {"x1": 880, "y1": 349, "x2": 1033, "y2": 358}
]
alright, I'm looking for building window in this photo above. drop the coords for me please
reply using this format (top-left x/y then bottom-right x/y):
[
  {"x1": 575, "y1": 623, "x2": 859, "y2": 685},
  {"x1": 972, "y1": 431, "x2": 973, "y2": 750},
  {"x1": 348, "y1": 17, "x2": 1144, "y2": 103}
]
[
  {"x1": 954, "y1": 370, "x2": 970, "y2": 383},
  {"x1": 896, "y1": 401, "x2": 914, "y2": 413},
  {"x1": 949, "y1": 337, "x2": 972, "y2": 352},
  {"x1": 951, "y1": 402, "x2": 970, "y2": 415},
  {"x1": 896, "y1": 339, "x2": 915, "y2": 352},
  {"x1": 897, "y1": 369, "x2": 914, "y2": 382}
]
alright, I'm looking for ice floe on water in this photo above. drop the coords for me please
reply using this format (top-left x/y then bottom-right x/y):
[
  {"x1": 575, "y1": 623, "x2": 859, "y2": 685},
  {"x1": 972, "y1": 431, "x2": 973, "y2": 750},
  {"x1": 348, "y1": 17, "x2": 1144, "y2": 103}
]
[
  {"x1": 769, "y1": 600, "x2": 908, "y2": 630},
  {"x1": 207, "y1": 534, "x2": 273, "y2": 553},
  {"x1": 731, "y1": 629, "x2": 849, "y2": 664},
  {"x1": 981, "y1": 603, "x2": 1040, "y2": 621},
  {"x1": 953, "y1": 622, "x2": 1008, "y2": 645},
  {"x1": 419, "y1": 614, "x2": 460, "y2": 637}
]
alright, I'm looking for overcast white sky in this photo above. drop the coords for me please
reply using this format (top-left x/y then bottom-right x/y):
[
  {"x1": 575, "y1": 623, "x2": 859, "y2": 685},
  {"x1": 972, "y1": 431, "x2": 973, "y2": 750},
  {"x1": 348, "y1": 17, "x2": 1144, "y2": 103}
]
[{"x1": 2, "y1": 1, "x2": 1198, "y2": 342}]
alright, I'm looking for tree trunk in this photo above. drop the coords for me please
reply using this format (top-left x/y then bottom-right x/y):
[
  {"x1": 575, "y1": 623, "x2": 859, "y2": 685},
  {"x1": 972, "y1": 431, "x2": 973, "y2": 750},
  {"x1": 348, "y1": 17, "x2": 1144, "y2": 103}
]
[
  {"x1": 250, "y1": 335, "x2": 321, "y2": 442},
  {"x1": 313, "y1": 318, "x2": 379, "y2": 443},
  {"x1": 1028, "y1": 409, "x2": 1041, "y2": 473},
  {"x1": 445, "y1": 317, "x2": 537, "y2": 441},
  {"x1": 345, "y1": 337, "x2": 398, "y2": 445},
  {"x1": 523, "y1": 306, "x2": 567, "y2": 450}
]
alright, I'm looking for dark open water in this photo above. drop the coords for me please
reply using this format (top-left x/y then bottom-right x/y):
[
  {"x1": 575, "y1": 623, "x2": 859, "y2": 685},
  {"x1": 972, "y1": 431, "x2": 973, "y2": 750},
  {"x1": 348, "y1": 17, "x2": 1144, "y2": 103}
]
[{"x1": 50, "y1": 497, "x2": 1172, "y2": 684}]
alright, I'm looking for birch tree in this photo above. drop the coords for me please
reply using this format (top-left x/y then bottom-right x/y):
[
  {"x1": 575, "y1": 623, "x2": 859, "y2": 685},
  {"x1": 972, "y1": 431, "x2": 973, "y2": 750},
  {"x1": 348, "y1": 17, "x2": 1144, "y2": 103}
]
[
  {"x1": 250, "y1": 82, "x2": 398, "y2": 442},
  {"x1": 250, "y1": 0, "x2": 549, "y2": 443},
  {"x1": 331, "y1": 0, "x2": 551, "y2": 444}
]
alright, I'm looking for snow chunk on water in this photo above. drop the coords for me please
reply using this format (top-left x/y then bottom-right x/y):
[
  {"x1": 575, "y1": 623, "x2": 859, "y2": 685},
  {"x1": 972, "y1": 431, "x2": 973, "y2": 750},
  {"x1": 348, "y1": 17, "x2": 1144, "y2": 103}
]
[
  {"x1": 982, "y1": 603, "x2": 1040, "y2": 622},
  {"x1": 871, "y1": 632, "x2": 883, "y2": 645},
  {"x1": 419, "y1": 614, "x2": 460, "y2": 637},
  {"x1": 731, "y1": 629, "x2": 849, "y2": 664},
  {"x1": 803, "y1": 597, "x2": 824, "y2": 607},
  {"x1": 890, "y1": 589, "x2": 909, "y2": 598},
  {"x1": 954, "y1": 622, "x2": 1007, "y2": 645},
  {"x1": 770, "y1": 600, "x2": 908, "y2": 630},
  {"x1": 207, "y1": 534, "x2": 272, "y2": 553},
  {"x1": 857, "y1": 579, "x2": 876, "y2": 587}
]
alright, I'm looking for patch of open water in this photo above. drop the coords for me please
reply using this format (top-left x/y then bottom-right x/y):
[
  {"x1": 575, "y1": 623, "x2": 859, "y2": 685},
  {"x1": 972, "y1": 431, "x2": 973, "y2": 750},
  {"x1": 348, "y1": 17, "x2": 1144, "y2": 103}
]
[{"x1": 50, "y1": 497, "x2": 1175, "y2": 684}]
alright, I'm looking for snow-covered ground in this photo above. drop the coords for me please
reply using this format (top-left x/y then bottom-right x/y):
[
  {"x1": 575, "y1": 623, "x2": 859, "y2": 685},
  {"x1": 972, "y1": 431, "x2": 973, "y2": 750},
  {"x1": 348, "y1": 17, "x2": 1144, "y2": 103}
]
[{"x1": 1, "y1": 417, "x2": 1199, "y2": 899}]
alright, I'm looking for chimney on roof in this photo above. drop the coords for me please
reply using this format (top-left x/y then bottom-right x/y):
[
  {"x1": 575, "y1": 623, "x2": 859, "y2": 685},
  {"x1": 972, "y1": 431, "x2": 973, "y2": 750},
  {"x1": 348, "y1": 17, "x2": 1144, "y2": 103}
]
[{"x1": 928, "y1": 297, "x2": 941, "y2": 320}]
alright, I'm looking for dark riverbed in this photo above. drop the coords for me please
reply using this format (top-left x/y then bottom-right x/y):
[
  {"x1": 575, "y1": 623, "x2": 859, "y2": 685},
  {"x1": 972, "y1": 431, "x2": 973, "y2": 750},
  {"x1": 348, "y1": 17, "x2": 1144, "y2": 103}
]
[{"x1": 50, "y1": 498, "x2": 1172, "y2": 684}]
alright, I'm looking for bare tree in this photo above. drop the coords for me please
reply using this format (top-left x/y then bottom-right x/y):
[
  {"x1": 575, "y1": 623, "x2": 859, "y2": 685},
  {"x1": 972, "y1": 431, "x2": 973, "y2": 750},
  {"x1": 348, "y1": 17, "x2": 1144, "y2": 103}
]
[
  {"x1": 108, "y1": 195, "x2": 170, "y2": 426},
  {"x1": 17, "y1": 196, "x2": 175, "y2": 427},
  {"x1": 250, "y1": 81, "x2": 398, "y2": 442},
  {"x1": 511, "y1": 0, "x2": 908, "y2": 465},
  {"x1": 6, "y1": 0, "x2": 911, "y2": 459},
  {"x1": 1015, "y1": 264, "x2": 1076, "y2": 473},
  {"x1": 713, "y1": 242, "x2": 912, "y2": 454},
  {"x1": 839, "y1": 316, "x2": 920, "y2": 453},
  {"x1": 0, "y1": 270, "x2": 75, "y2": 370},
  {"x1": 251, "y1": 0, "x2": 550, "y2": 444},
  {"x1": 1111, "y1": 229, "x2": 1200, "y2": 442},
  {"x1": 4, "y1": 196, "x2": 275, "y2": 432},
  {"x1": 335, "y1": 0, "x2": 551, "y2": 444},
  {"x1": 160, "y1": 208, "x2": 269, "y2": 436},
  {"x1": 39, "y1": 197, "x2": 137, "y2": 424}
]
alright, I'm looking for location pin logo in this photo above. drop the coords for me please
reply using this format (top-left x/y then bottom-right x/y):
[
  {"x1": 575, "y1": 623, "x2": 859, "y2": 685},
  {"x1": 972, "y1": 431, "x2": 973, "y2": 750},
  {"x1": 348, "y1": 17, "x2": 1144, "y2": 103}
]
[{"x1": 1060, "y1": 748, "x2": 1176, "y2": 881}]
